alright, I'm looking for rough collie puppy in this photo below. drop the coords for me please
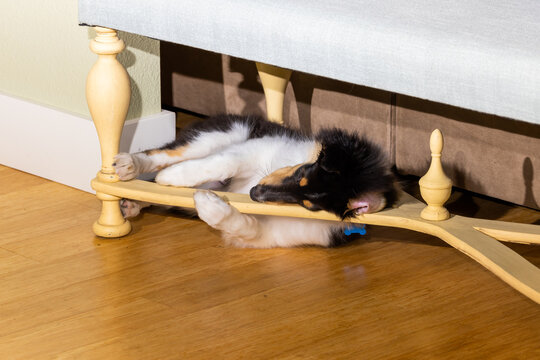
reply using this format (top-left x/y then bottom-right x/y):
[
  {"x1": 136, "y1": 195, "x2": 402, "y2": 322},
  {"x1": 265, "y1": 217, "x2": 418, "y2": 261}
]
[{"x1": 113, "y1": 115, "x2": 397, "y2": 248}]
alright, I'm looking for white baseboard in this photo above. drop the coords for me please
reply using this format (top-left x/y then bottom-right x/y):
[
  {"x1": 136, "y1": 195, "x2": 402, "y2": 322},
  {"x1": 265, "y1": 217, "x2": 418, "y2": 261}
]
[{"x1": 0, "y1": 93, "x2": 176, "y2": 193}]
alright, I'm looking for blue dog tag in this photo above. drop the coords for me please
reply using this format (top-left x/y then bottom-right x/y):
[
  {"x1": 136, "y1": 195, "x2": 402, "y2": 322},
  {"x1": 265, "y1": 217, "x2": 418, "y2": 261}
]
[{"x1": 344, "y1": 224, "x2": 367, "y2": 236}]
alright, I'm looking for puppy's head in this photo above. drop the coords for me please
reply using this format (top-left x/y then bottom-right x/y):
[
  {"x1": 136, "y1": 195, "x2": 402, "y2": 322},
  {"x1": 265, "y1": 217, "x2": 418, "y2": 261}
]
[{"x1": 249, "y1": 129, "x2": 397, "y2": 218}]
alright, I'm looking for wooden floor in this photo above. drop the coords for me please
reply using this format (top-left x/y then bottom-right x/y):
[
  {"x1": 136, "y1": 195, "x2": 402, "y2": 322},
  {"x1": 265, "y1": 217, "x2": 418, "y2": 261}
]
[{"x1": 1, "y1": 165, "x2": 539, "y2": 359}]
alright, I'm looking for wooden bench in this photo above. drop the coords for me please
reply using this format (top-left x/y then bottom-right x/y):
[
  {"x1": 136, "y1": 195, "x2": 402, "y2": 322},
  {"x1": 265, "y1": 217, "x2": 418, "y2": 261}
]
[{"x1": 79, "y1": 1, "x2": 540, "y2": 303}]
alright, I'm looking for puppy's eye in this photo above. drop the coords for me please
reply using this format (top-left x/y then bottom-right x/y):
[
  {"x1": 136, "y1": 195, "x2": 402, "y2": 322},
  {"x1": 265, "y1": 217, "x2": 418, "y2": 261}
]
[
  {"x1": 305, "y1": 192, "x2": 328, "y2": 201},
  {"x1": 320, "y1": 163, "x2": 340, "y2": 175},
  {"x1": 293, "y1": 165, "x2": 309, "y2": 181}
]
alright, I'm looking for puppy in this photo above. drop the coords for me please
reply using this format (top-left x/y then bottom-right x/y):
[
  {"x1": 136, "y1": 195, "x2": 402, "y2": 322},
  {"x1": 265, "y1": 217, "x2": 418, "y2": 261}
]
[{"x1": 113, "y1": 115, "x2": 397, "y2": 248}]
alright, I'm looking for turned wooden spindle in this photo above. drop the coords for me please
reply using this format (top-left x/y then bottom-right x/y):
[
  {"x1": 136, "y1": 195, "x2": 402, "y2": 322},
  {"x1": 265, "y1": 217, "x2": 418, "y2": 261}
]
[
  {"x1": 256, "y1": 62, "x2": 292, "y2": 124},
  {"x1": 419, "y1": 129, "x2": 453, "y2": 221},
  {"x1": 86, "y1": 27, "x2": 131, "y2": 237}
]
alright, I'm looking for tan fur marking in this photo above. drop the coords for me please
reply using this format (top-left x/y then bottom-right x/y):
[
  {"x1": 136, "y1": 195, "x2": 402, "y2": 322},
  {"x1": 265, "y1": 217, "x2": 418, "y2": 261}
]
[
  {"x1": 259, "y1": 164, "x2": 303, "y2": 186},
  {"x1": 299, "y1": 177, "x2": 308, "y2": 187},
  {"x1": 303, "y1": 200, "x2": 313, "y2": 208},
  {"x1": 146, "y1": 147, "x2": 186, "y2": 158},
  {"x1": 258, "y1": 142, "x2": 320, "y2": 186}
]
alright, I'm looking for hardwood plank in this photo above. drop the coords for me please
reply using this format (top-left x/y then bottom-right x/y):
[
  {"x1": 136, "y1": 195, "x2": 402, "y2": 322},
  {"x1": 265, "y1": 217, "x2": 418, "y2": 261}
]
[
  {"x1": 0, "y1": 248, "x2": 37, "y2": 276},
  {"x1": 51, "y1": 231, "x2": 540, "y2": 359},
  {"x1": 0, "y1": 166, "x2": 49, "y2": 195},
  {"x1": 0, "y1": 297, "x2": 175, "y2": 360}
]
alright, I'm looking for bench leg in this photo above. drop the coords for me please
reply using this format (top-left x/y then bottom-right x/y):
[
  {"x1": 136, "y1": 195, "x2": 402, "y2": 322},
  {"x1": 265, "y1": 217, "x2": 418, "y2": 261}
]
[
  {"x1": 256, "y1": 63, "x2": 292, "y2": 124},
  {"x1": 86, "y1": 27, "x2": 131, "y2": 237}
]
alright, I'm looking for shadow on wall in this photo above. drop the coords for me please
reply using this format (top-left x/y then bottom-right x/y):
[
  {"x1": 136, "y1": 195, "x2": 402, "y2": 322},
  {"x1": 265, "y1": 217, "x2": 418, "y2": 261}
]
[
  {"x1": 395, "y1": 95, "x2": 540, "y2": 210},
  {"x1": 159, "y1": 42, "x2": 540, "y2": 210},
  {"x1": 444, "y1": 158, "x2": 540, "y2": 219},
  {"x1": 117, "y1": 48, "x2": 143, "y2": 126},
  {"x1": 161, "y1": 42, "x2": 227, "y2": 115},
  {"x1": 396, "y1": 94, "x2": 540, "y2": 138},
  {"x1": 523, "y1": 157, "x2": 538, "y2": 209},
  {"x1": 228, "y1": 57, "x2": 392, "y2": 137},
  {"x1": 161, "y1": 43, "x2": 391, "y2": 134},
  {"x1": 229, "y1": 57, "x2": 265, "y2": 116}
]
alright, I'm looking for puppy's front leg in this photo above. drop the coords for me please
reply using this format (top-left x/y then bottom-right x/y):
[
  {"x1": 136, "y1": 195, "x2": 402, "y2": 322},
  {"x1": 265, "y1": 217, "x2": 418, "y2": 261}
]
[{"x1": 120, "y1": 199, "x2": 151, "y2": 218}]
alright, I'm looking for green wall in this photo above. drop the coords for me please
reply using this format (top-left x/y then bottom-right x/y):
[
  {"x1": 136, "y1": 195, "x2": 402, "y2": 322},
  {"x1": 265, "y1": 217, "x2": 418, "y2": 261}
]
[{"x1": 0, "y1": 0, "x2": 161, "y2": 120}]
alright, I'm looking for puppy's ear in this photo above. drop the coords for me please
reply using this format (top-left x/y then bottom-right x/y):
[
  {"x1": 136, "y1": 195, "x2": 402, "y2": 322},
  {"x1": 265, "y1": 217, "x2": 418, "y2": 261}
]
[
  {"x1": 320, "y1": 162, "x2": 341, "y2": 175},
  {"x1": 318, "y1": 147, "x2": 341, "y2": 175}
]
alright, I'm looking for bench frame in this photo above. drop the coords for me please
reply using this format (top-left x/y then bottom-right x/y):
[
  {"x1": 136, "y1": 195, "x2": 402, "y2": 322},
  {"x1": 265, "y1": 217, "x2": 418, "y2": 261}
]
[{"x1": 87, "y1": 27, "x2": 540, "y2": 304}]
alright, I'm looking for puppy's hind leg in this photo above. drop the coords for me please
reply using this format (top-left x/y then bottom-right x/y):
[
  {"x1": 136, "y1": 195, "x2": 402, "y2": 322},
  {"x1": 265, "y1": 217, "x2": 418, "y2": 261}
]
[
  {"x1": 193, "y1": 190, "x2": 261, "y2": 246},
  {"x1": 194, "y1": 191, "x2": 340, "y2": 248}
]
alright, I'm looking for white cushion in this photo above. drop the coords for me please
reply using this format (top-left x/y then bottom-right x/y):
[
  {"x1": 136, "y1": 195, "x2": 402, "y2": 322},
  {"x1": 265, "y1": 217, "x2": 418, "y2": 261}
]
[{"x1": 79, "y1": 0, "x2": 540, "y2": 124}]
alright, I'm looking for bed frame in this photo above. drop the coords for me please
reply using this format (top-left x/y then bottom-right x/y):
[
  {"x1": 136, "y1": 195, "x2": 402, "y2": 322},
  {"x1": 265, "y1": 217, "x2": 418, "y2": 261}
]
[{"x1": 87, "y1": 27, "x2": 540, "y2": 304}]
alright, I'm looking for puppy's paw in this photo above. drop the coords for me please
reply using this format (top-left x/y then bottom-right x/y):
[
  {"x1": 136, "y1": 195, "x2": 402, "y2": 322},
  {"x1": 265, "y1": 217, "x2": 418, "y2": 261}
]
[
  {"x1": 113, "y1": 153, "x2": 139, "y2": 181},
  {"x1": 194, "y1": 190, "x2": 233, "y2": 227},
  {"x1": 120, "y1": 199, "x2": 144, "y2": 218}
]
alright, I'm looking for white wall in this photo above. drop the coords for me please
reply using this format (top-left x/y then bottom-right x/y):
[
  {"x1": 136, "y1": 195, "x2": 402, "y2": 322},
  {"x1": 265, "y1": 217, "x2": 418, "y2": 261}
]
[
  {"x1": 0, "y1": 1, "x2": 175, "y2": 192},
  {"x1": 0, "y1": 0, "x2": 161, "y2": 120}
]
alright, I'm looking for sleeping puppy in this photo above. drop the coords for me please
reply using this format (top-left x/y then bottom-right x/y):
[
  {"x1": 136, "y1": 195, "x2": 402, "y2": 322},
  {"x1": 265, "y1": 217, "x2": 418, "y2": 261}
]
[{"x1": 113, "y1": 114, "x2": 398, "y2": 248}]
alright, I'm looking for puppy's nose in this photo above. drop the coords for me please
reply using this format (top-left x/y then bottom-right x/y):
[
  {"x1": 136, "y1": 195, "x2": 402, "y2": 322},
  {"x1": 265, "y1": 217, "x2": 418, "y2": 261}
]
[{"x1": 250, "y1": 185, "x2": 265, "y2": 202}]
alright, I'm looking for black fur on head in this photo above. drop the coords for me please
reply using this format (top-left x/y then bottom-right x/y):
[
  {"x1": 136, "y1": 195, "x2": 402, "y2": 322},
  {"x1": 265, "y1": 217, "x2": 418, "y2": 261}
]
[{"x1": 250, "y1": 128, "x2": 398, "y2": 218}]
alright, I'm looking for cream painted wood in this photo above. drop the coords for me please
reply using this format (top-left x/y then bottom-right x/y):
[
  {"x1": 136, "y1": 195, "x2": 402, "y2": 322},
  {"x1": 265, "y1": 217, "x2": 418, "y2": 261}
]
[
  {"x1": 91, "y1": 177, "x2": 540, "y2": 303},
  {"x1": 87, "y1": 27, "x2": 131, "y2": 237},
  {"x1": 473, "y1": 226, "x2": 540, "y2": 245},
  {"x1": 256, "y1": 62, "x2": 292, "y2": 124},
  {"x1": 419, "y1": 129, "x2": 453, "y2": 220}
]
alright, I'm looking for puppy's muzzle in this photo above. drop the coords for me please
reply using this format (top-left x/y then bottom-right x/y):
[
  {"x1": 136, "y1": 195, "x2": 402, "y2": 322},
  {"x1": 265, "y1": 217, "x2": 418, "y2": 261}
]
[
  {"x1": 249, "y1": 185, "x2": 266, "y2": 202},
  {"x1": 249, "y1": 185, "x2": 298, "y2": 204}
]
